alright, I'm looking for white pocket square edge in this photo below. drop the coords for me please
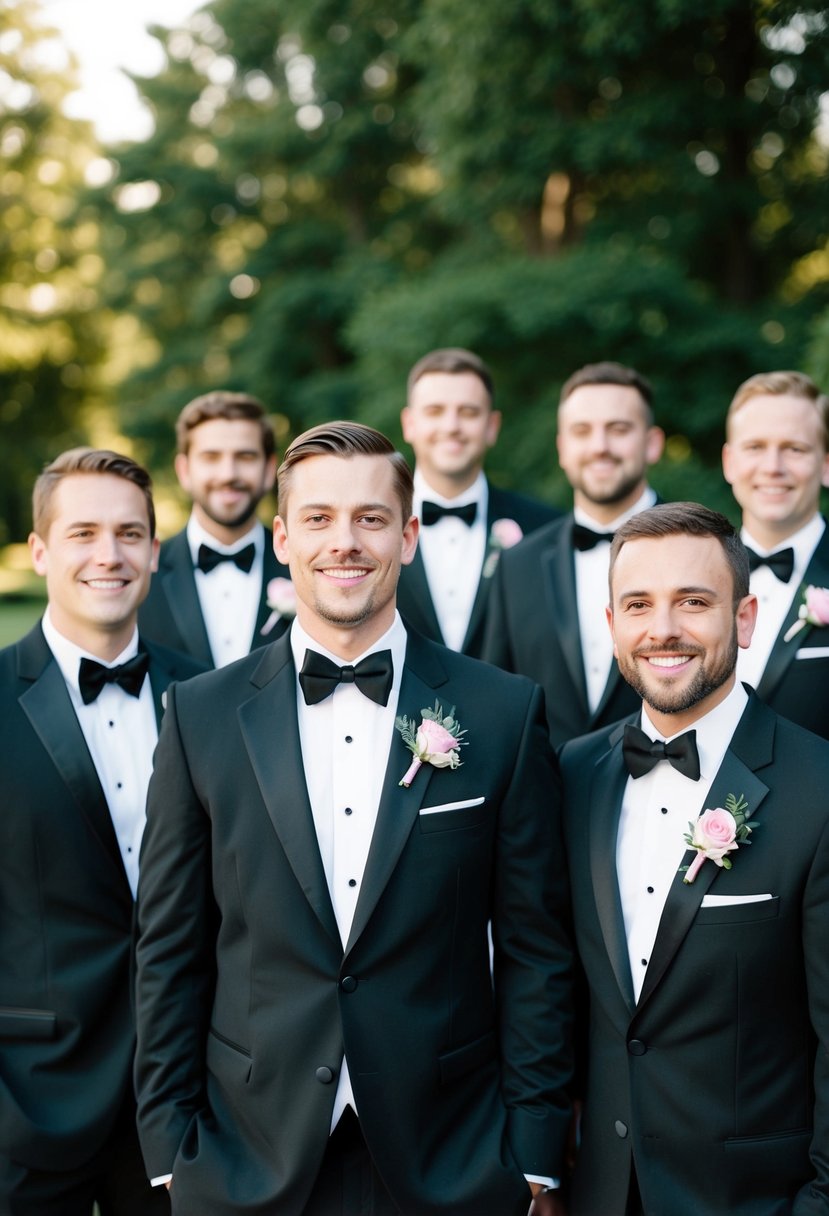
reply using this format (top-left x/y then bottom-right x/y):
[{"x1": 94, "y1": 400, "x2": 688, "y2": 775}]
[{"x1": 419, "y1": 796, "x2": 486, "y2": 816}]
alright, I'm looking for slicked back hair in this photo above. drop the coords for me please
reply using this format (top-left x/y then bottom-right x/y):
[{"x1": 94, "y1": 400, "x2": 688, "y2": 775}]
[
  {"x1": 33, "y1": 447, "x2": 156, "y2": 538},
  {"x1": 277, "y1": 421, "x2": 414, "y2": 523},
  {"x1": 406, "y1": 348, "x2": 494, "y2": 407}
]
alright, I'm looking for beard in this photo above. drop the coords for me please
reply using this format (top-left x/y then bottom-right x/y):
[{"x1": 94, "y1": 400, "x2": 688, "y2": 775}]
[
  {"x1": 578, "y1": 465, "x2": 645, "y2": 508},
  {"x1": 619, "y1": 626, "x2": 738, "y2": 717},
  {"x1": 196, "y1": 484, "x2": 263, "y2": 531}
]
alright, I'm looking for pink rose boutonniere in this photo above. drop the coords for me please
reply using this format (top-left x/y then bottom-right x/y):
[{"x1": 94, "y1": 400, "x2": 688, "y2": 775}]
[
  {"x1": 482, "y1": 518, "x2": 524, "y2": 579},
  {"x1": 395, "y1": 701, "x2": 467, "y2": 788},
  {"x1": 681, "y1": 792, "x2": 755, "y2": 884},
  {"x1": 260, "y1": 577, "x2": 297, "y2": 636},
  {"x1": 783, "y1": 584, "x2": 829, "y2": 643}
]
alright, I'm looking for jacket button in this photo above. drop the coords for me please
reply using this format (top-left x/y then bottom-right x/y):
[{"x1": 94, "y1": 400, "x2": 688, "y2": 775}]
[
  {"x1": 627, "y1": 1039, "x2": 647, "y2": 1056},
  {"x1": 615, "y1": 1120, "x2": 628, "y2": 1138},
  {"x1": 340, "y1": 975, "x2": 358, "y2": 993},
  {"x1": 315, "y1": 1066, "x2": 334, "y2": 1084}
]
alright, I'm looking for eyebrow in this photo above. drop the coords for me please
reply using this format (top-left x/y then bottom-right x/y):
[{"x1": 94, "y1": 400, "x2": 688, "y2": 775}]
[
  {"x1": 619, "y1": 584, "x2": 717, "y2": 599},
  {"x1": 298, "y1": 502, "x2": 393, "y2": 513}
]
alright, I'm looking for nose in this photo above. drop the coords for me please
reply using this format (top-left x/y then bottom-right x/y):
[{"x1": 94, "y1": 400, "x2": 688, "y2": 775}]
[
  {"x1": 647, "y1": 602, "x2": 681, "y2": 643},
  {"x1": 92, "y1": 531, "x2": 123, "y2": 567},
  {"x1": 329, "y1": 518, "x2": 361, "y2": 554},
  {"x1": 758, "y1": 445, "x2": 785, "y2": 475}
]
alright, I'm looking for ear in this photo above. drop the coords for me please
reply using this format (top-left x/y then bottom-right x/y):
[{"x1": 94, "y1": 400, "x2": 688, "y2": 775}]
[
  {"x1": 821, "y1": 450, "x2": 829, "y2": 490},
  {"x1": 736, "y1": 593, "x2": 758, "y2": 651},
  {"x1": 273, "y1": 515, "x2": 289, "y2": 564},
  {"x1": 645, "y1": 426, "x2": 665, "y2": 466},
  {"x1": 174, "y1": 452, "x2": 191, "y2": 493},
  {"x1": 606, "y1": 602, "x2": 619, "y2": 659},
  {"x1": 150, "y1": 536, "x2": 160, "y2": 574},
  {"x1": 400, "y1": 406, "x2": 415, "y2": 445},
  {"x1": 722, "y1": 441, "x2": 735, "y2": 486},
  {"x1": 400, "y1": 514, "x2": 419, "y2": 567},
  {"x1": 484, "y1": 409, "x2": 502, "y2": 449},
  {"x1": 29, "y1": 531, "x2": 47, "y2": 577},
  {"x1": 263, "y1": 453, "x2": 277, "y2": 493}
]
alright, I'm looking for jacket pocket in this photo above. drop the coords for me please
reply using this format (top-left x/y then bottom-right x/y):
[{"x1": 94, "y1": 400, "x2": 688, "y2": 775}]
[
  {"x1": 206, "y1": 1026, "x2": 252, "y2": 1084},
  {"x1": 694, "y1": 896, "x2": 780, "y2": 925},
  {"x1": 438, "y1": 1030, "x2": 496, "y2": 1085},
  {"x1": 0, "y1": 1008, "x2": 56, "y2": 1040}
]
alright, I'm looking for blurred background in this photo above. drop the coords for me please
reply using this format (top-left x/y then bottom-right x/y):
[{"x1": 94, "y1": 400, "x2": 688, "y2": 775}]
[{"x1": 1, "y1": 0, "x2": 827, "y2": 639}]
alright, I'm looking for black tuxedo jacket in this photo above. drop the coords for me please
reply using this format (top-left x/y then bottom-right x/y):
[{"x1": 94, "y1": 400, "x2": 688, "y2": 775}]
[
  {"x1": 560, "y1": 693, "x2": 829, "y2": 1216},
  {"x1": 482, "y1": 512, "x2": 640, "y2": 747},
  {"x1": 397, "y1": 483, "x2": 559, "y2": 659},
  {"x1": 0, "y1": 624, "x2": 203, "y2": 1173},
  {"x1": 754, "y1": 524, "x2": 829, "y2": 741},
  {"x1": 135, "y1": 630, "x2": 573, "y2": 1215},
  {"x1": 138, "y1": 523, "x2": 290, "y2": 666}
]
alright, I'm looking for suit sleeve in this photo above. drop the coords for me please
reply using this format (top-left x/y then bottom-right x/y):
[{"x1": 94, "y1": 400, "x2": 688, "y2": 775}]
[
  {"x1": 795, "y1": 812, "x2": 829, "y2": 1214},
  {"x1": 492, "y1": 682, "x2": 574, "y2": 1175},
  {"x1": 134, "y1": 680, "x2": 217, "y2": 1178}
]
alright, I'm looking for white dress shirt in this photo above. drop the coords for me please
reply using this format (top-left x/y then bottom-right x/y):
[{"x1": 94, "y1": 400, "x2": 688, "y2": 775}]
[
  {"x1": 290, "y1": 612, "x2": 407, "y2": 1130},
  {"x1": 413, "y1": 469, "x2": 488, "y2": 651},
  {"x1": 41, "y1": 610, "x2": 157, "y2": 898},
  {"x1": 574, "y1": 487, "x2": 657, "y2": 712},
  {"x1": 616, "y1": 682, "x2": 748, "y2": 1002},
  {"x1": 737, "y1": 514, "x2": 825, "y2": 688},
  {"x1": 187, "y1": 516, "x2": 264, "y2": 667}
]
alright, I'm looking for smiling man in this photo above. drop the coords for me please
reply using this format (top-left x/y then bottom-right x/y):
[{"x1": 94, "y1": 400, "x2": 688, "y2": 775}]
[
  {"x1": 0, "y1": 448, "x2": 202, "y2": 1215},
  {"x1": 559, "y1": 502, "x2": 829, "y2": 1216},
  {"x1": 134, "y1": 421, "x2": 573, "y2": 1216},
  {"x1": 139, "y1": 390, "x2": 290, "y2": 667},
  {"x1": 484, "y1": 361, "x2": 665, "y2": 747},
  {"x1": 397, "y1": 348, "x2": 558, "y2": 657},
  {"x1": 722, "y1": 370, "x2": 829, "y2": 739}
]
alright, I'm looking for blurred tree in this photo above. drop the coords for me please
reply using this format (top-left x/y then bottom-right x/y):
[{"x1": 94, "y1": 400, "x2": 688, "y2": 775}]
[
  {"x1": 84, "y1": 0, "x2": 828, "y2": 505},
  {"x1": 0, "y1": 0, "x2": 105, "y2": 542}
]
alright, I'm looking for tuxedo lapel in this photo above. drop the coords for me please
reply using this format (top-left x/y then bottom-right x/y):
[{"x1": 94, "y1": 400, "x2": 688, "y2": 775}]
[
  {"x1": 543, "y1": 518, "x2": 590, "y2": 715},
  {"x1": 160, "y1": 532, "x2": 214, "y2": 665},
  {"x1": 238, "y1": 639, "x2": 340, "y2": 946},
  {"x1": 251, "y1": 527, "x2": 287, "y2": 648},
  {"x1": 637, "y1": 696, "x2": 772, "y2": 1011},
  {"x1": 758, "y1": 526, "x2": 829, "y2": 701},
  {"x1": 16, "y1": 628, "x2": 129, "y2": 894},
  {"x1": 460, "y1": 485, "x2": 502, "y2": 652},
  {"x1": 345, "y1": 635, "x2": 450, "y2": 954},
  {"x1": 589, "y1": 721, "x2": 637, "y2": 1011},
  {"x1": 400, "y1": 548, "x2": 445, "y2": 643}
]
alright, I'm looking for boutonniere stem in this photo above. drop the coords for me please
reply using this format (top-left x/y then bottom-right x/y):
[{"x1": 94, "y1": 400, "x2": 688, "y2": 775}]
[{"x1": 681, "y1": 792, "x2": 756, "y2": 884}]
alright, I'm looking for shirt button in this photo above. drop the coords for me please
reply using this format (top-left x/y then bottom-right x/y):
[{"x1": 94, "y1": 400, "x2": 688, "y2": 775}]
[
  {"x1": 344, "y1": 807, "x2": 353, "y2": 816},
  {"x1": 661, "y1": 807, "x2": 668, "y2": 815},
  {"x1": 116, "y1": 782, "x2": 123, "y2": 789},
  {"x1": 348, "y1": 878, "x2": 357, "y2": 888},
  {"x1": 647, "y1": 886, "x2": 654, "y2": 894},
  {"x1": 345, "y1": 736, "x2": 353, "y2": 743}
]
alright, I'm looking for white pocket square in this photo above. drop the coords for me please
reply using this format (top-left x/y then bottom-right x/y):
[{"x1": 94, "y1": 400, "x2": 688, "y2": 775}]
[
  {"x1": 700, "y1": 893, "x2": 773, "y2": 907},
  {"x1": 419, "y1": 796, "x2": 486, "y2": 816},
  {"x1": 795, "y1": 647, "x2": 829, "y2": 660}
]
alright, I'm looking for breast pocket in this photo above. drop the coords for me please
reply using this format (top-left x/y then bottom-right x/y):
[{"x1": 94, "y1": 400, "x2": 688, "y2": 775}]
[
  {"x1": 694, "y1": 896, "x2": 780, "y2": 926},
  {"x1": 418, "y1": 797, "x2": 489, "y2": 833}
]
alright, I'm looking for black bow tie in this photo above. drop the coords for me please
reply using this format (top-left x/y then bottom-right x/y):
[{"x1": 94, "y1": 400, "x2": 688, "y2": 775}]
[
  {"x1": 745, "y1": 545, "x2": 794, "y2": 584},
  {"x1": 622, "y1": 723, "x2": 701, "y2": 781},
  {"x1": 421, "y1": 500, "x2": 477, "y2": 527},
  {"x1": 573, "y1": 522, "x2": 615, "y2": 552},
  {"x1": 196, "y1": 543, "x2": 256, "y2": 574},
  {"x1": 78, "y1": 652, "x2": 150, "y2": 706},
  {"x1": 298, "y1": 649, "x2": 394, "y2": 707}
]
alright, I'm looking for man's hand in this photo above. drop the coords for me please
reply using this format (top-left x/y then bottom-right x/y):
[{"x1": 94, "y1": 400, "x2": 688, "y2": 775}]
[{"x1": 528, "y1": 1181, "x2": 567, "y2": 1216}]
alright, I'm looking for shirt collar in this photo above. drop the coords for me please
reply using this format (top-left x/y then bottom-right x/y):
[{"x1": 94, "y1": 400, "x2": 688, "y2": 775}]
[
  {"x1": 289, "y1": 611, "x2": 407, "y2": 697},
  {"x1": 741, "y1": 513, "x2": 825, "y2": 563},
  {"x1": 41, "y1": 607, "x2": 140, "y2": 694},
  {"x1": 640, "y1": 680, "x2": 749, "y2": 783},
  {"x1": 413, "y1": 468, "x2": 487, "y2": 513},
  {"x1": 573, "y1": 484, "x2": 656, "y2": 532},
  {"x1": 186, "y1": 515, "x2": 263, "y2": 563}
]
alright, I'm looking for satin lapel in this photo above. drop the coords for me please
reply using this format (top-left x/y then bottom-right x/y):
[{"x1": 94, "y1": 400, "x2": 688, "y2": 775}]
[
  {"x1": 589, "y1": 721, "x2": 637, "y2": 1012},
  {"x1": 251, "y1": 527, "x2": 290, "y2": 648},
  {"x1": 344, "y1": 637, "x2": 449, "y2": 954},
  {"x1": 758, "y1": 528, "x2": 829, "y2": 700},
  {"x1": 637, "y1": 699, "x2": 772, "y2": 1011},
  {"x1": 544, "y1": 518, "x2": 589, "y2": 714},
  {"x1": 461, "y1": 491, "x2": 500, "y2": 653},
  {"x1": 18, "y1": 648, "x2": 129, "y2": 892},
  {"x1": 237, "y1": 641, "x2": 339, "y2": 945},
  {"x1": 399, "y1": 548, "x2": 445, "y2": 643},
  {"x1": 161, "y1": 534, "x2": 214, "y2": 666}
]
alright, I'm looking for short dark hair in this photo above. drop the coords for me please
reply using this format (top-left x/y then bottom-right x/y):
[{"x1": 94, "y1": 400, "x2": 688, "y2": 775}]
[
  {"x1": 726, "y1": 370, "x2": 829, "y2": 451},
  {"x1": 175, "y1": 390, "x2": 275, "y2": 458},
  {"x1": 33, "y1": 447, "x2": 156, "y2": 538},
  {"x1": 277, "y1": 421, "x2": 414, "y2": 522},
  {"x1": 559, "y1": 361, "x2": 654, "y2": 425},
  {"x1": 609, "y1": 502, "x2": 749, "y2": 604},
  {"x1": 406, "y1": 348, "x2": 494, "y2": 406}
]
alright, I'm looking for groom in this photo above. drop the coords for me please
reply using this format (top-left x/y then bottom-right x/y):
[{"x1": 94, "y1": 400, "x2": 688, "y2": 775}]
[
  {"x1": 135, "y1": 421, "x2": 573, "y2": 1215},
  {"x1": 560, "y1": 502, "x2": 829, "y2": 1215}
]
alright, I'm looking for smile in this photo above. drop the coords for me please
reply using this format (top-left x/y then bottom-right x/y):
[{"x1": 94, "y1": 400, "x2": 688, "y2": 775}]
[
  {"x1": 644, "y1": 655, "x2": 693, "y2": 668},
  {"x1": 84, "y1": 579, "x2": 129, "y2": 589},
  {"x1": 320, "y1": 567, "x2": 371, "y2": 581}
]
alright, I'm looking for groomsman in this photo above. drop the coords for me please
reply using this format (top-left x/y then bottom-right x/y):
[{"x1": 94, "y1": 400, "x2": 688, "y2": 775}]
[
  {"x1": 397, "y1": 348, "x2": 559, "y2": 657},
  {"x1": 138, "y1": 390, "x2": 290, "y2": 666},
  {"x1": 723, "y1": 370, "x2": 829, "y2": 739},
  {"x1": 560, "y1": 502, "x2": 829, "y2": 1215},
  {"x1": 0, "y1": 449, "x2": 202, "y2": 1214},
  {"x1": 484, "y1": 361, "x2": 664, "y2": 747},
  {"x1": 135, "y1": 421, "x2": 573, "y2": 1216}
]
